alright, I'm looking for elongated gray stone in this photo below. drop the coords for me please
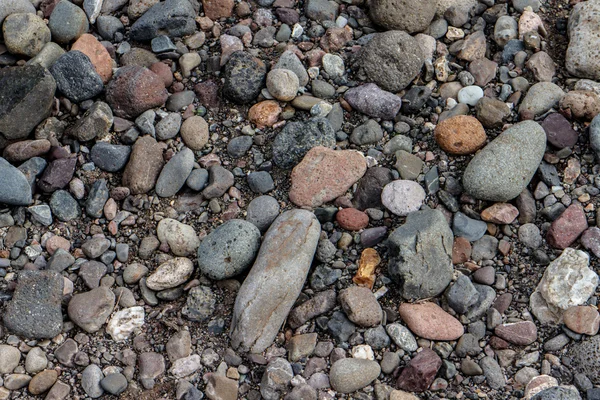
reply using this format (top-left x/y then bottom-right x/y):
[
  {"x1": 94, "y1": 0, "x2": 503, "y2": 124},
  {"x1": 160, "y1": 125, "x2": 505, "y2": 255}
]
[{"x1": 230, "y1": 209, "x2": 320, "y2": 353}]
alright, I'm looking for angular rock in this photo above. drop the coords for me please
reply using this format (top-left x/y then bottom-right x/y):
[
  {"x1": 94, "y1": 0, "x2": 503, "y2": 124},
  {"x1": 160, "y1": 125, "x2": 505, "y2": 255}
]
[
  {"x1": 546, "y1": 204, "x2": 588, "y2": 249},
  {"x1": 67, "y1": 287, "x2": 116, "y2": 333},
  {"x1": 146, "y1": 257, "x2": 194, "y2": 291},
  {"x1": 106, "y1": 66, "x2": 168, "y2": 119},
  {"x1": 272, "y1": 118, "x2": 335, "y2": 169},
  {"x1": 130, "y1": 0, "x2": 196, "y2": 41},
  {"x1": 91, "y1": 142, "x2": 130, "y2": 172},
  {"x1": 396, "y1": 348, "x2": 442, "y2": 392},
  {"x1": 49, "y1": 51, "x2": 104, "y2": 103}
]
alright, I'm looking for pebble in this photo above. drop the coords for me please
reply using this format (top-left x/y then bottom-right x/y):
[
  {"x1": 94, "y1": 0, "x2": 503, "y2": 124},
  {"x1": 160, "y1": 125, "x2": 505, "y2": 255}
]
[
  {"x1": 106, "y1": 66, "x2": 168, "y2": 118},
  {"x1": 106, "y1": 306, "x2": 145, "y2": 341},
  {"x1": 381, "y1": 180, "x2": 426, "y2": 216},
  {"x1": 566, "y1": 0, "x2": 600, "y2": 80},
  {"x1": 272, "y1": 118, "x2": 335, "y2": 169},
  {"x1": 338, "y1": 286, "x2": 382, "y2": 327},
  {"x1": 67, "y1": 287, "x2": 116, "y2": 333},
  {"x1": 481, "y1": 203, "x2": 519, "y2": 224},
  {"x1": 396, "y1": 348, "x2": 442, "y2": 392},
  {"x1": 495, "y1": 321, "x2": 538, "y2": 346},
  {"x1": 90, "y1": 143, "x2": 131, "y2": 172},
  {"x1": 0, "y1": 345, "x2": 21, "y2": 374},
  {"x1": 563, "y1": 306, "x2": 600, "y2": 335},
  {"x1": 50, "y1": 51, "x2": 104, "y2": 103},
  {"x1": 71, "y1": 34, "x2": 114, "y2": 84},
  {"x1": 434, "y1": 115, "x2": 486, "y2": 155},
  {"x1": 546, "y1": 204, "x2": 588, "y2": 249},
  {"x1": 182, "y1": 285, "x2": 216, "y2": 322},
  {"x1": 202, "y1": 165, "x2": 234, "y2": 199},
  {"x1": 0, "y1": 158, "x2": 32, "y2": 206},
  {"x1": 519, "y1": 82, "x2": 565, "y2": 120},
  {"x1": 100, "y1": 373, "x2": 128, "y2": 395},
  {"x1": 146, "y1": 257, "x2": 194, "y2": 291},
  {"x1": 457, "y1": 86, "x2": 484, "y2": 106},
  {"x1": 180, "y1": 116, "x2": 209, "y2": 150},
  {"x1": 541, "y1": 112, "x2": 578, "y2": 149},
  {"x1": 329, "y1": 358, "x2": 381, "y2": 394},
  {"x1": 81, "y1": 364, "x2": 104, "y2": 398},
  {"x1": 399, "y1": 302, "x2": 464, "y2": 340},
  {"x1": 344, "y1": 83, "x2": 402, "y2": 120},
  {"x1": 266, "y1": 69, "x2": 299, "y2": 101},
  {"x1": 48, "y1": 0, "x2": 89, "y2": 44},
  {"x1": 155, "y1": 148, "x2": 195, "y2": 197},
  {"x1": 29, "y1": 370, "x2": 58, "y2": 395},
  {"x1": 223, "y1": 51, "x2": 267, "y2": 104},
  {"x1": 122, "y1": 136, "x2": 165, "y2": 194},
  {"x1": 129, "y1": 0, "x2": 196, "y2": 41},
  {"x1": 3, "y1": 13, "x2": 50, "y2": 58}
]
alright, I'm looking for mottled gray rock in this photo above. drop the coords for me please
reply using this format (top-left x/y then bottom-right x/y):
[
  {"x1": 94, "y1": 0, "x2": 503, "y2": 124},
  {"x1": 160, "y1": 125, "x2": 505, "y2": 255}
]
[
  {"x1": 369, "y1": 0, "x2": 436, "y2": 33},
  {"x1": 230, "y1": 210, "x2": 320, "y2": 353},
  {"x1": 531, "y1": 386, "x2": 581, "y2": 400},
  {"x1": 67, "y1": 287, "x2": 116, "y2": 333},
  {"x1": 463, "y1": 121, "x2": 546, "y2": 201},
  {"x1": 329, "y1": 358, "x2": 381, "y2": 393},
  {"x1": 272, "y1": 118, "x2": 335, "y2": 169},
  {"x1": 50, "y1": 190, "x2": 80, "y2": 221},
  {"x1": 480, "y1": 356, "x2": 505, "y2": 390},
  {"x1": 261, "y1": 358, "x2": 293, "y2": 400},
  {"x1": 48, "y1": 0, "x2": 89, "y2": 44},
  {"x1": 0, "y1": 158, "x2": 32, "y2": 206},
  {"x1": 82, "y1": 364, "x2": 104, "y2": 398},
  {"x1": 519, "y1": 82, "x2": 565, "y2": 119},
  {"x1": 91, "y1": 142, "x2": 130, "y2": 172},
  {"x1": 130, "y1": 0, "x2": 196, "y2": 41},
  {"x1": 182, "y1": 285, "x2": 216, "y2": 322},
  {"x1": 387, "y1": 209, "x2": 454, "y2": 300},
  {"x1": 246, "y1": 195, "x2": 280, "y2": 232},
  {"x1": 274, "y1": 51, "x2": 309, "y2": 86},
  {"x1": 70, "y1": 102, "x2": 113, "y2": 142},
  {"x1": 0, "y1": 0, "x2": 35, "y2": 27},
  {"x1": 344, "y1": 83, "x2": 402, "y2": 120},
  {"x1": 566, "y1": 1, "x2": 600, "y2": 80},
  {"x1": 155, "y1": 147, "x2": 194, "y2": 197},
  {"x1": 446, "y1": 275, "x2": 479, "y2": 314},
  {"x1": 49, "y1": 51, "x2": 104, "y2": 103},
  {"x1": 86, "y1": 179, "x2": 109, "y2": 218},
  {"x1": 156, "y1": 218, "x2": 199, "y2": 257},
  {"x1": 197, "y1": 219, "x2": 261, "y2": 280}
]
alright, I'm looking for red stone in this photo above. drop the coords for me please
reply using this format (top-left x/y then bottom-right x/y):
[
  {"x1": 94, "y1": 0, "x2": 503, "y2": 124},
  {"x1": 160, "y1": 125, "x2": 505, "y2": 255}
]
[
  {"x1": 489, "y1": 336, "x2": 510, "y2": 349},
  {"x1": 106, "y1": 65, "x2": 168, "y2": 118},
  {"x1": 149, "y1": 62, "x2": 173, "y2": 88},
  {"x1": 494, "y1": 321, "x2": 537, "y2": 346},
  {"x1": 396, "y1": 348, "x2": 441, "y2": 392},
  {"x1": 336, "y1": 208, "x2": 369, "y2": 231},
  {"x1": 452, "y1": 237, "x2": 471, "y2": 264},
  {"x1": 202, "y1": 0, "x2": 234, "y2": 19},
  {"x1": 546, "y1": 204, "x2": 588, "y2": 249}
]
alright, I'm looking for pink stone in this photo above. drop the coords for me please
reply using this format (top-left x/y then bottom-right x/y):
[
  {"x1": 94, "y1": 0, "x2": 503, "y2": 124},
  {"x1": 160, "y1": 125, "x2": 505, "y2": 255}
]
[
  {"x1": 546, "y1": 204, "x2": 588, "y2": 249},
  {"x1": 481, "y1": 203, "x2": 519, "y2": 224},
  {"x1": 336, "y1": 208, "x2": 369, "y2": 231},
  {"x1": 494, "y1": 321, "x2": 537, "y2": 346},
  {"x1": 398, "y1": 302, "x2": 464, "y2": 341}
]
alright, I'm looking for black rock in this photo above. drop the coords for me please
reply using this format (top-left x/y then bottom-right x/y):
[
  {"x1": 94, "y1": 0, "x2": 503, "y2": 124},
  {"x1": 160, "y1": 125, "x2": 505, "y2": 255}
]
[
  {"x1": 91, "y1": 142, "x2": 131, "y2": 172},
  {"x1": 402, "y1": 86, "x2": 433, "y2": 114},
  {"x1": 0, "y1": 65, "x2": 56, "y2": 140},
  {"x1": 50, "y1": 51, "x2": 104, "y2": 103},
  {"x1": 130, "y1": 0, "x2": 196, "y2": 41},
  {"x1": 353, "y1": 167, "x2": 394, "y2": 210},
  {"x1": 227, "y1": 136, "x2": 253, "y2": 158},
  {"x1": 222, "y1": 51, "x2": 267, "y2": 104},
  {"x1": 3, "y1": 270, "x2": 64, "y2": 338},
  {"x1": 272, "y1": 118, "x2": 335, "y2": 169}
]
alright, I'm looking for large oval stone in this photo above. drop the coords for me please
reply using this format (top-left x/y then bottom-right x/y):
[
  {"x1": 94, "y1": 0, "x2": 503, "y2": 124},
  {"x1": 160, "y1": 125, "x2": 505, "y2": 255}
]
[
  {"x1": 230, "y1": 209, "x2": 320, "y2": 353},
  {"x1": 463, "y1": 120, "x2": 546, "y2": 201}
]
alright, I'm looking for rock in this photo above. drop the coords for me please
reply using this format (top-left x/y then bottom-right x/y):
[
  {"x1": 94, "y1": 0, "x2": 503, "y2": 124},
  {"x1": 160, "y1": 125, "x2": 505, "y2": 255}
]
[
  {"x1": 463, "y1": 120, "x2": 546, "y2": 201},
  {"x1": 246, "y1": 195, "x2": 280, "y2": 232},
  {"x1": 336, "y1": 208, "x2": 369, "y2": 231},
  {"x1": 434, "y1": 115, "x2": 487, "y2": 155},
  {"x1": 0, "y1": 158, "x2": 32, "y2": 205},
  {"x1": 458, "y1": 86, "x2": 484, "y2": 106},
  {"x1": 223, "y1": 51, "x2": 267, "y2": 104},
  {"x1": 155, "y1": 148, "x2": 194, "y2": 197},
  {"x1": 266, "y1": 69, "x2": 299, "y2": 101},
  {"x1": 0, "y1": 345, "x2": 20, "y2": 374},
  {"x1": 106, "y1": 66, "x2": 168, "y2": 118},
  {"x1": 155, "y1": 112, "x2": 181, "y2": 140},
  {"x1": 542, "y1": 113, "x2": 578, "y2": 149},
  {"x1": 260, "y1": 358, "x2": 293, "y2": 400},
  {"x1": 475, "y1": 97, "x2": 511, "y2": 128},
  {"x1": 582, "y1": 227, "x2": 600, "y2": 258},
  {"x1": 130, "y1": 0, "x2": 196, "y2": 41},
  {"x1": 122, "y1": 136, "x2": 165, "y2": 194},
  {"x1": 387, "y1": 209, "x2": 453, "y2": 299},
  {"x1": 527, "y1": 51, "x2": 556, "y2": 82},
  {"x1": 81, "y1": 364, "x2": 104, "y2": 398},
  {"x1": 396, "y1": 348, "x2": 442, "y2": 392},
  {"x1": 273, "y1": 118, "x2": 335, "y2": 169},
  {"x1": 288, "y1": 333, "x2": 318, "y2": 362},
  {"x1": 206, "y1": 374, "x2": 238, "y2": 400},
  {"x1": 559, "y1": 90, "x2": 600, "y2": 120},
  {"x1": 29, "y1": 370, "x2": 58, "y2": 395},
  {"x1": 566, "y1": 0, "x2": 600, "y2": 80},
  {"x1": 71, "y1": 34, "x2": 113, "y2": 85},
  {"x1": 248, "y1": 100, "x2": 281, "y2": 128},
  {"x1": 446, "y1": 275, "x2": 479, "y2": 314},
  {"x1": 0, "y1": 65, "x2": 56, "y2": 140},
  {"x1": 571, "y1": 335, "x2": 600, "y2": 385},
  {"x1": 197, "y1": 219, "x2": 261, "y2": 280},
  {"x1": 138, "y1": 352, "x2": 165, "y2": 388},
  {"x1": 247, "y1": 171, "x2": 274, "y2": 194},
  {"x1": 481, "y1": 203, "x2": 519, "y2": 224},
  {"x1": 350, "y1": 119, "x2": 383, "y2": 145},
  {"x1": 289, "y1": 147, "x2": 366, "y2": 208},
  {"x1": 203, "y1": 0, "x2": 234, "y2": 19},
  {"x1": 106, "y1": 306, "x2": 145, "y2": 341},
  {"x1": 288, "y1": 290, "x2": 336, "y2": 329},
  {"x1": 399, "y1": 302, "x2": 464, "y2": 340},
  {"x1": 381, "y1": 180, "x2": 426, "y2": 216},
  {"x1": 547, "y1": 204, "x2": 588, "y2": 249},
  {"x1": 274, "y1": 50, "x2": 309, "y2": 86},
  {"x1": 85, "y1": 179, "x2": 108, "y2": 218},
  {"x1": 359, "y1": 31, "x2": 425, "y2": 92},
  {"x1": 3, "y1": 13, "x2": 50, "y2": 58},
  {"x1": 305, "y1": 0, "x2": 338, "y2": 21},
  {"x1": 230, "y1": 210, "x2": 320, "y2": 353},
  {"x1": 495, "y1": 321, "x2": 538, "y2": 345},
  {"x1": 156, "y1": 218, "x2": 200, "y2": 257},
  {"x1": 480, "y1": 356, "x2": 506, "y2": 389},
  {"x1": 67, "y1": 287, "x2": 116, "y2": 333},
  {"x1": 344, "y1": 83, "x2": 402, "y2": 120},
  {"x1": 69, "y1": 101, "x2": 113, "y2": 142},
  {"x1": 563, "y1": 306, "x2": 600, "y2": 335},
  {"x1": 202, "y1": 165, "x2": 234, "y2": 199},
  {"x1": 0, "y1": 0, "x2": 35, "y2": 27},
  {"x1": 458, "y1": 30, "x2": 487, "y2": 61},
  {"x1": 48, "y1": 1, "x2": 89, "y2": 44},
  {"x1": 519, "y1": 82, "x2": 565, "y2": 120},
  {"x1": 146, "y1": 257, "x2": 194, "y2": 291},
  {"x1": 353, "y1": 167, "x2": 394, "y2": 210},
  {"x1": 182, "y1": 285, "x2": 216, "y2": 321},
  {"x1": 50, "y1": 51, "x2": 104, "y2": 103},
  {"x1": 100, "y1": 373, "x2": 128, "y2": 396},
  {"x1": 329, "y1": 358, "x2": 381, "y2": 394},
  {"x1": 530, "y1": 248, "x2": 598, "y2": 324},
  {"x1": 338, "y1": 286, "x2": 382, "y2": 327},
  {"x1": 3, "y1": 271, "x2": 63, "y2": 338},
  {"x1": 531, "y1": 387, "x2": 582, "y2": 400},
  {"x1": 26, "y1": 348, "x2": 48, "y2": 374},
  {"x1": 369, "y1": 0, "x2": 435, "y2": 33},
  {"x1": 91, "y1": 143, "x2": 130, "y2": 172}
]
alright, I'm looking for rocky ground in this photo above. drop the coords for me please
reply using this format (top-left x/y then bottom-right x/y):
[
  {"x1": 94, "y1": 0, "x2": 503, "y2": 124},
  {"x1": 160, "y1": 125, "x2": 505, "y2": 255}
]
[{"x1": 1, "y1": 0, "x2": 600, "y2": 398}]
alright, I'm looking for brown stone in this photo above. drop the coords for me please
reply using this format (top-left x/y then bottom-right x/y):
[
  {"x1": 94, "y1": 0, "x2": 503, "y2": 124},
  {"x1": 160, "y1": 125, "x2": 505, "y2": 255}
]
[
  {"x1": 452, "y1": 236, "x2": 472, "y2": 264},
  {"x1": 194, "y1": 80, "x2": 221, "y2": 109},
  {"x1": 494, "y1": 321, "x2": 537, "y2": 346},
  {"x1": 45, "y1": 236, "x2": 70, "y2": 256},
  {"x1": 546, "y1": 204, "x2": 588, "y2": 249},
  {"x1": 29, "y1": 370, "x2": 58, "y2": 395},
  {"x1": 3, "y1": 139, "x2": 51, "y2": 162},
  {"x1": 396, "y1": 348, "x2": 441, "y2": 392},
  {"x1": 469, "y1": 58, "x2": 498, "y2": 87},
  {"x1": 180, "y1": 116, "x2": 209, "y2": 151},
  {"x1": 457, "y1": 30, "x2": 486, "y2": 61},
  {"x1": 37, "y1": 157, "x2": 77, "y2": 193},
  {"x1": 336, "y1": 208, "x2": 369, "y2": 231},
  {"x1": 563, "y1": 305, "x2": 600, "y2": 335},
  {"x1": 202, "y1": 0, "x2": 234, "y2": 19},
  {"x1": 481, "y1": 203, "x2": 519, "y2": 224},
  {"x1": 289, "y1": 147, "x2": 367, "y2": 208},
  {"x1": 106, "y1": 65, "x2": 168, "y2": 118},
  {"x1": 122, "y1": 136, "x2": 165, "y2": 194},
  {"x1": 149, "y1": 62, "x2": 173, "y2": 88},
  {"x1": 248, "y1": 100, "x2": 281, "y2": 128},
  {"x1": 398, "y1": 302, "x2": 464, "y2": 341},
  {"x1": 71, "y1": 34, "x2": 113, "y2": 84},
  {"x1": 338, "y1": 286, "x2": 382, "y2": 327},
  {"x1": 559, "y1": 90, "x2": 600, "y2": 120},
  {"x1": 320, "y1": 26, "x2": 353, "y2": 52},
  {"x1": 434, "y1": 115, "x2": 486, "y2": 155}
]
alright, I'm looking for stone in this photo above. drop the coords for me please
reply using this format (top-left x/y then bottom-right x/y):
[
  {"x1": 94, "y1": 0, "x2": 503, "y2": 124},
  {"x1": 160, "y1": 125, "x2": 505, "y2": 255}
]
[
  {"x1": 344, "y1": 83, "x2": 402, "y2": 120},
  {"x1": 481, "y1": 203, "x2": 519, "y2": 224},
  {"x1": 0, "y1": 0, "x2": 35, "y2": 27},
  {"x1": 273, "y1": 118, "x2": 335, "y2": 169},
  {"x1": 289, "y1": 147, "x2": 366, "y2": 208},
  {"x1": 353, "y1": 167, "x2": 395, "y2": 210},
  {"x1": 29, "y1": 370, "x2": 58, "y2": 395},
  {"x1": 100, "y1": 373, "x2": 127, "y2": 396},
  {"x1": 0, "y1": 345, "x2": 20, "y2": 374},
  {"x1": 274, "y1": 50, "x2": 309, "y2": 86},
  {"x1": 560, "y1": 90, "x2": 600, "y2": 121},
  {"x1": 198, "y1": 220, "x2": 260, "y2": 281},
  {"x1": 582, "y1": 228, "x2": 600, "y2": 258},
  {"x1": 387, "y1": 209, "x2": 453, "y2": 300},
  {"x1": 155, "y1": 148, "x2": 194, "y2": 197},
  {"x1": 223, "y1": 51, "x2": 267, "y2": 104},
  {"x1": 541, "y1": 113, "x2": 578, "y2": 149},
  {"x1": 338, "y1": 286, "x2": 382, "y2": 327},
  {"x1": 547, "y1": 204, "x2": 588, "y2": 249},
  {"x1": 3, "y1": 271, "x2": 63, "y2": 338},
  {"x1": 566, "y1": 0, "x2": 600, "y2": 80},
  {"x1": 495, "y1": 321, "x2": 538, "y2": 345},
  {"x1": 106, "y1": 66, "x2": 168, "y2": 118},
  {"x1": 230, "y1": 210, "x2": 320, "y2": 353},
  {"x1": 202, "y1": 165, "x2": 234, "y2": 199},
  {"x1": 182, "y1": 285, "x2": 216, "y2": 321},
  {"x1": 399, "y1": 302, "x2": 464, "y2": 340},
  {"x1": 146, "y1": 257, "x2": 194, "y2": 291},
  {"x1": 288, "y1": 333, "x2": 317, "y2": 362},
  {"x1": 563, "y1": 306, "x2": 600, "y2": 335},
  {"x1": 50, "y1": 51, "x2": 104, "y2": 103},
  {"x1": 329, "y1": 358, "x2": 381, "y2": 394},
  {"x1": 69, "y1": 101, "x2": 113, "y2": 142},
  {"x1": 396, "y1": 348, "x2": 441, "y2": 392},
  {"x1": 71, "y1": 35, "x2": 113, "y2": 85},
  {"x1": 305, "y1": 0, "x2": 338, "y2": 21},
  {"x1": 458, "y1": 30, "x2": 487, "y2": 61},
  {"x1": 434, "y1": 115, "x2": 486, "y2": 155},
  {"x1": 381, "y1": 180, "x2": 426, "y2": 217},
  {"x1": 446, "y1": 275, "x2": 479, "y2": 314},
  {"x1": 480, "y1": 356, "x2": 506, "y2": 389},
  {"x1": 530, "y1": 248, "x2": 598, "y2": 324},
  {"x1": 288, "y1": 290, "x2": 337, "y2": 329},
  {"x1": 26, "y1": 348, "x2": 48, "y2": 374},
  {"x1": 359, "y1": 31, "x2": 425, "y2": 92},
  {"x1": 68, "y1": 287, "x2": 116, "y2": 333},
  {"x1": 260, "y1": 358, "x2": 292, "y2": 400},
  {"x1": 122, "y1": 136, "x2": 165, "y2": 194},
  {"x1": 519, "y1": 82, "x2": 565, "y2": 120},
  {"x1": 81, "y1": 364, "x2": 104, "y2": 398},
  {"x1": 3, "y1": 13, "x2": 50, "y2": 58},
  {"x1": 369, "y1": 0, "x2": 435, "y2": 33},
  {"x1": 463, "y1": 121, "x2": 546, "y2": 201},
  {"x1": 475, "y1": 97, "x2": 511, "y2": 128},
  {"x1": 527, "y1": 51, "x2": 556, "y2": 82},
  {"x1": 130, "y1": 0, "x2": 196, "y2": 41},
  {"x1": 247, "y1": 171, "x2": 274, "y2": 193},
  {"x1": 458, "y1": 86, "x2": 484, "y2": 106},
  {"x1": 106, "y1": 306, "x2": 145, "y2": 341},
  {"x1": 0, "y1": 65, "x2": 56, "y2": 140},
  {"x1": 156, "y1": 218, "x2": 199, "y2": 257},
  {"x1": 206, "y1": 374, "x2": 238, "y2": 400},
  {"x1": 0, "y1": 158, "x2": 32, "y2": 205},
  {"x1": 180, "y1": 115, "x2": 209, "y2": 150},
  {"x1": 248, "y1": 100, "x2": 282, "y2": 128},
  {"x1": 48, "y1": 1, "x2": 89, "y2": 44},
  {"x1": 350, "y1": 119, "x2": 383, "y2": 145},
  {"x1": 266, "y1": 69, "x2": 299, "y2": 102},
  {"x1": 91, "y1": 143, "x2": 130, "y2": 172},
  {"x1": 336, "y1": 208, "x2": 369, "y2": 231},
  {"x1": 246, "y1": 195, "x2": 279, "y2": 232}
]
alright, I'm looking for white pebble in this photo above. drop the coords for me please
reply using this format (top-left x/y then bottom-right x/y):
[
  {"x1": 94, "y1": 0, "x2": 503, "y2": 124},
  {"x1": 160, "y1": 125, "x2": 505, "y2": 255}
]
[{"x1": 457, "y1": 85, "x2": 484, "y2": 106}]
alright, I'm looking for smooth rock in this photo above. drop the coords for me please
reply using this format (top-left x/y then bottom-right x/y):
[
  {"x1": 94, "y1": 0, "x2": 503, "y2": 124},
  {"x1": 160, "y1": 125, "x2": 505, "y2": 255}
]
[
  {"x1": 329, "y1": 358, "x2": 381, "y2": 394},
  {"x1": 399, "y1": 302, "x2": 464, "y2": 340},
  {"x1": 146, "y1": 257, "x2": 194, "y2": 291},
  {"x1": 381, "y1": 180, "x2": 426, "y2": 216}
]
